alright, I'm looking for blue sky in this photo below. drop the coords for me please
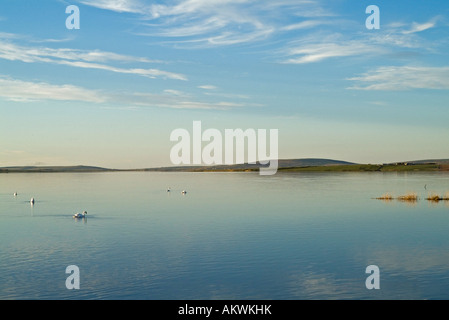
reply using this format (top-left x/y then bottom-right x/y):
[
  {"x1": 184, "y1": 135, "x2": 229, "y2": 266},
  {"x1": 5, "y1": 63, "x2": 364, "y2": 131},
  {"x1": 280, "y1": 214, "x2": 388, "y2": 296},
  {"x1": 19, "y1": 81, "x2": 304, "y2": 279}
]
[{"x1": 0, "y1": 0, "x2": 448, "y2": 168}]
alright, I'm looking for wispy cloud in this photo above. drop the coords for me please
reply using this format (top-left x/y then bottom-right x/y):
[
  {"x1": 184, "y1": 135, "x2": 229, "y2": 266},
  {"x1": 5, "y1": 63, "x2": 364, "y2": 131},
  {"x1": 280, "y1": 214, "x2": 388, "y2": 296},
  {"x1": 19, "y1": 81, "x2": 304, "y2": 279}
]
[
  {"x1": 281, "y1": 20, "x2": 332, "y2": 31},
  {"x1": 55, "y1": 60, "x2": 187, "y2": 80},
  {"x1": 163, "y1": 89, "x2": 188, "y2": 96},
  {"x1": 197, "y1": 85, "x2": 251, "y2": 100},
  {"x1": 0, "y1": 75, "x2": 251, "y2": 110},
  {"x1": 119, "y1": 92, "x2": 247, "y2": 110},
  {"x1": 402, "y1": 18, "x2": 438, "y2": 34},
  {"x1": 80, "y1": 0, "x2": 331, "y2": 47},
  {"x1": 347, "y1": 66, "x2": 449, "y2": 91},
  {"x1": 279, "y1": 15, "x2": 440, "y2": 65},
  {"x1": 79, "y1": 0, "x2": 142, "y2": 13},
  {"x1": 198, "y1": 85, "x2": 217, "y2": 90},
  {"x1": 0, "y1": 32, "x2": 74, "y2": 44},
  {"x1": 29, "y1": 37, "x2": 76, "y2": 44},
  {"x1": 0, "y1": 35, "x2": 186, "y2": 80},
  {"x1": 371, "y1": 17, "x2": 440, "y2": 48},
  {"x1": 0, "y1": 77, "x2": 107, "y2": 103},
  {"x1": 0, "y1": 32, "x2": 19, "y2": 39},
  {"x1": 144, "y1": 0, "x2": 276, "y2": 47},
  {"x1": 280, "y1": 33, "x2": 383, "y2": 64}
]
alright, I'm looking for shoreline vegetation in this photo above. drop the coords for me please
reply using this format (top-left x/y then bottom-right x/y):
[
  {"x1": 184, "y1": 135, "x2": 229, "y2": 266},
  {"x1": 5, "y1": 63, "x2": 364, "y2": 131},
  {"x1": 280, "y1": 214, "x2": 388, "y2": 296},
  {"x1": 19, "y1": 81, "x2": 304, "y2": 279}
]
[{"x1": 1, "y1": 159, "x2": 449, "y2": 174}]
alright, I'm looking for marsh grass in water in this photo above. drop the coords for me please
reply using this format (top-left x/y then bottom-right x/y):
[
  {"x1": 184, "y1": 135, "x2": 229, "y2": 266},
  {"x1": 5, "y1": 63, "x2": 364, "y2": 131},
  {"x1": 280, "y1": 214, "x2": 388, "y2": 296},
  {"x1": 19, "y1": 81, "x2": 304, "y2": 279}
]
[
  {"x1": 426, "y1": 192, "x2": 449, "y2": 202},
  {"x1": 375, "y1": 192, "x2": 419, "y2": 202},
  {"x1": 397, "y1": 192, "x2": 419, "y2": 202},
  {"x1": 375, "y1": 193, "x2": 394, "y2": 202},
  {"x1": 376, "y1": 191, "x2": 449, "y2": 205}
]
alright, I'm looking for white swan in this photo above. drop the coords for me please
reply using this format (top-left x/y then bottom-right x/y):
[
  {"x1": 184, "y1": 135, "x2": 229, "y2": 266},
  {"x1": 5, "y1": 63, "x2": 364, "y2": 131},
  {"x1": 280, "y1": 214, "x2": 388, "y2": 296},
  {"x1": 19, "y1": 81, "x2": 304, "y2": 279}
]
[
  {"x1": 13, "y1": 192, "x2": 17, "y2": 197},
  {"x1": 181, "y1": 190, "x2": 187, "y2": 194},
  {"x1": 73, "y1": 211, "x2": 87, "y2": 219},
  {"x1": 30, "y1": 198, "x2": 35, "y2": 204}
]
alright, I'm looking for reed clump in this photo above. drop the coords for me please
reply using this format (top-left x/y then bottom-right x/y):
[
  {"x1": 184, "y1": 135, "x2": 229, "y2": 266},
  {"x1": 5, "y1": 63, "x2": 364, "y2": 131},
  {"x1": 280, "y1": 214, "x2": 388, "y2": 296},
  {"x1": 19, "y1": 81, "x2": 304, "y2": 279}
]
[
  {"x1": 426, "y1": 193, "x2": 442, "y2": 202},
  {"x1": 426, "y1": 192, "x2": 449, "y2": 202},
  {"x1": 376, "y1": 193, "x2": 394, "y2": 201},
  {"x1": 376, "y1": 191, "x2": 449, "y2": 204},
  {"x1": 397, "y1": 193, "x2": 418, "y2": 202}
]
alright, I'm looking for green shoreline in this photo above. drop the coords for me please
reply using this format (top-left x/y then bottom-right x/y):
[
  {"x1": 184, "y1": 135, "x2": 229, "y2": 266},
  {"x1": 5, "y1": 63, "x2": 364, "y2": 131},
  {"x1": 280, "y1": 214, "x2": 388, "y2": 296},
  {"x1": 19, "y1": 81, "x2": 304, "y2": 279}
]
[
  {"x1": 278, "y1": 163, "x2": 443, "y2": 172},
  {"x1": 0, "y1": 163, "x2": 447, "y2": 173}
]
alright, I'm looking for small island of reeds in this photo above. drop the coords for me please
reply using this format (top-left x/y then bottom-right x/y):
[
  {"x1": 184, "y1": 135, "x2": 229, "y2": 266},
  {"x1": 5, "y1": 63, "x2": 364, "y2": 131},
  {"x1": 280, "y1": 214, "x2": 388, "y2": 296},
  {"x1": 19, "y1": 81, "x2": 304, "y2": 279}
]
[
  {"x1": 426, "y1": 193, "x2": 449, "y2": 202},
  {"x1": 376, "y1": 192, "x2": 449, "y2": 204}
]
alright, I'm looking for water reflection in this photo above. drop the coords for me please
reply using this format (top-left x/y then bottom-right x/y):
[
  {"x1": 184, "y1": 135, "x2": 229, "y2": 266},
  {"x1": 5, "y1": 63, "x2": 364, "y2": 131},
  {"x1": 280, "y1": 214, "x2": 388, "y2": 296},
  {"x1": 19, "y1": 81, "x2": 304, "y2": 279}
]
[
  {"x1": 74, "y1": 217, "x2": 88, "y2": 224},
  {"x1": 2, "y1": 171, "x2": 449, "y2": 299},
  {"x1": 365, "y1": 246, "x2": 449, "y2": 274},
  {"x1": 288, "y1": 271, "x2": 360, "y2": 300}
]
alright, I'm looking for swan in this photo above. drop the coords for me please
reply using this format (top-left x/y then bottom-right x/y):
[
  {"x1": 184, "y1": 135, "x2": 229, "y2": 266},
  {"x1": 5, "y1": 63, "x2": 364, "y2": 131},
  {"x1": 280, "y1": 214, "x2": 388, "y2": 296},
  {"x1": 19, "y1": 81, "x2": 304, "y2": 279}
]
[
  {"x1": 181, "y1": 190, "x2": 187, "y2": 194},
  {"x1": 13, "y1": 192, "x2": 17, "y2": 196},
  {"x1": 73, "y1": 211, "x2": 87, "y2": 219},
  {"x1": 30, "y1": 198, "x2": 35, "y2": 204}
]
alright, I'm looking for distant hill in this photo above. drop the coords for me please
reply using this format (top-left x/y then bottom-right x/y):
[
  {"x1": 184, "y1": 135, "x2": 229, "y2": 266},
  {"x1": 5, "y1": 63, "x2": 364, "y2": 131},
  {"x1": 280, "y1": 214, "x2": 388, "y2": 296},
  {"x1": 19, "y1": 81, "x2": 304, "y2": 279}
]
[
  {"x1": 407, "y1": 159, "x2": 449, "y2": 165},
  {"x1": 144, "y1": 158, "x2": 355, "y2": 172},
  {"x1": 277, "y1": 158, "x2": 354, "y2": 168},
  {"x1": 0, "y1": 165, "x2": 113, "y2": 173},
  {"x1": 1, "y1": 158, "x2": 448, "y2": 173}
]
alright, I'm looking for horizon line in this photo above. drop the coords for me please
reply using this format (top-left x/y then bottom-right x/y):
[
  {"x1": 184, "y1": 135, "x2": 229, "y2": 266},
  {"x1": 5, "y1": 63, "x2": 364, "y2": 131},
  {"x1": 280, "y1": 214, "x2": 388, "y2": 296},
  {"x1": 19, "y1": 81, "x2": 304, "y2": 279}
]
[{"x1": 1, "y1": 157, "x2": 448, "y2": 171}]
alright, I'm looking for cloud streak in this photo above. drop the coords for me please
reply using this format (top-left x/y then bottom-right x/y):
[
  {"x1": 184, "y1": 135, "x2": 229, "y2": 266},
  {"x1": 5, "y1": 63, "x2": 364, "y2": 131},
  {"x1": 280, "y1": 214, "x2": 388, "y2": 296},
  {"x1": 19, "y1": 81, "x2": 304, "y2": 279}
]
[
  {"x1": 0, "y1": 76, "x2": 250, "y2": 110},
  {"x1": 198, "y1": 85, "x2": 217, "y2": 90},
  {"x1": 79, "y1": 0, "x2": 142, "y2": 13},
  {"x1": 0, "y1": 36, "x2": 186, "y2": 80},
  {"x1": 281, "y1": 20, "x2": 333, "y2": 31},
  {"x1": 281, "y1": 39, "x2": 379, "y2": 64},
  {"x1": 0, "y1": 77, "x2": 107, "y2": 103},
  {"x1": 144, "y1": 0, "x2": 276, "y2": 47},
  {"x1": 402, "y1": 18, "x2": 438, "y2": 34},
  {"x1": 279, "y1": 16, "x2": 441, "y2": 65},
  {"x1": 80, "y1": 0, "x2": 332, "y2": 47},
  {"x1": 348, "y1": 66, "x2": 449, "y2": 91}
]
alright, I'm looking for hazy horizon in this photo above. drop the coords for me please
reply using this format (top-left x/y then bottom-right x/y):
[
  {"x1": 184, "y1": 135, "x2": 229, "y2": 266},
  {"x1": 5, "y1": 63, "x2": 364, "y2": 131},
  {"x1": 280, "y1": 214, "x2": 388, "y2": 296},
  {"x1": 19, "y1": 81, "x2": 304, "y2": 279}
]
[{"x1": 1, "y1": 157, "x2": 449, "y2": 171}]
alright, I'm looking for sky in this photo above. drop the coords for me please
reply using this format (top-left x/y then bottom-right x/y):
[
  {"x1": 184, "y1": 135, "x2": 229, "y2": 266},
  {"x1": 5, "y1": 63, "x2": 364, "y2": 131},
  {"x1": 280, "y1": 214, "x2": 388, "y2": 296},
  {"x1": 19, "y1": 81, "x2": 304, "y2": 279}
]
[{"x1": 0, "y1": 0, "x2": 448, "y2": 169}]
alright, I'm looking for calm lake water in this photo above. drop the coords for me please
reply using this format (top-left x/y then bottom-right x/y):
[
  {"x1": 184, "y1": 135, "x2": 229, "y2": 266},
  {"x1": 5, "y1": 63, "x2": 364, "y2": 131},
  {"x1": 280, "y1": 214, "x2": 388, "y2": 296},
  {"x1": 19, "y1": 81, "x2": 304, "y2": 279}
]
[{"x1": 1, "y1": 171, "x2": 449, "y2": 300}]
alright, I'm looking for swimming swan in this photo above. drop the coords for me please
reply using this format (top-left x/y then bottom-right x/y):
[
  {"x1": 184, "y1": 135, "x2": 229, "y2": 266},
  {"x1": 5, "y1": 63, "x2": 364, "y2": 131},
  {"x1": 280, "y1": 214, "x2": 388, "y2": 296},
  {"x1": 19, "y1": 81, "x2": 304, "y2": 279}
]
[
  {"x1": 30, "y1": 198, "x2": 35, "y2": 204},
  {"x1": 181, "y1": 190, "x2": 187, "y2": 194},
  {"x1": 73, "y1": 211, "x2": 88, "y2": 219}
]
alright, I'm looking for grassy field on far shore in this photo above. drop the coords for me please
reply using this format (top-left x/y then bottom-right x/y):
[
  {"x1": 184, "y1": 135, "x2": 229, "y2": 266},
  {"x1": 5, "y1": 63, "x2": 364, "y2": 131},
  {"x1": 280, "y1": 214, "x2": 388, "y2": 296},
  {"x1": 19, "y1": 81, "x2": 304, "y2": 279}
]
[
  {"x1": 278, "y1": 163, "x2": 441, "y2": 172},
  {"x1": 0, "y1": 163, "x2": 445, "y2": 173}
]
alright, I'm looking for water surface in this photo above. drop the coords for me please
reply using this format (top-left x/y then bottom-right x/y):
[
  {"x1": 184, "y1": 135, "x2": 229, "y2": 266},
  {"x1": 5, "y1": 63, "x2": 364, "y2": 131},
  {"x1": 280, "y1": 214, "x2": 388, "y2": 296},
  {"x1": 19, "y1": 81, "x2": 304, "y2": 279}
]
[{"x1": 1, "y1": 171, "x2": 449, "y2": 300}]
